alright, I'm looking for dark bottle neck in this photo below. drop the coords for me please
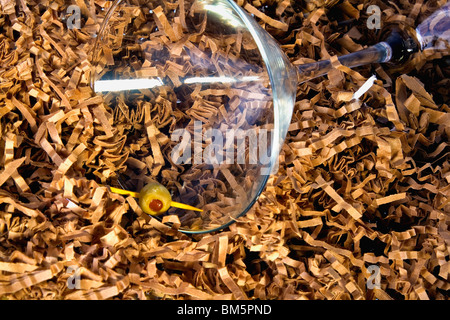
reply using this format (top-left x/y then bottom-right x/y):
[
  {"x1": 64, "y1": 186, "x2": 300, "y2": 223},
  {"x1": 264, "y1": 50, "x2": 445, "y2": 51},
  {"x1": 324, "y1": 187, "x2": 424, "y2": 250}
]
[{"x1": 382, "y1": 27, "x2": 420, "y2": 66}]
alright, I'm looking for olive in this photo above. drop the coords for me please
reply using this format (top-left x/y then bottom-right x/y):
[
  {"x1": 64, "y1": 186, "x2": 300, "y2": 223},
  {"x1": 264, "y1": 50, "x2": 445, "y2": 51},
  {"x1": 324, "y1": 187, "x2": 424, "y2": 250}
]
[{"x1": 139, "y1": 182, "x2": 172, "y2": 216}]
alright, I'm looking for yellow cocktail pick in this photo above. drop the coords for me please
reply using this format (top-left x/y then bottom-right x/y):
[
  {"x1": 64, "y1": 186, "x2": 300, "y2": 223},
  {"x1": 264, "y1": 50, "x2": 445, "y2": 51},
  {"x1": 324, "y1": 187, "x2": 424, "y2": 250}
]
[{"x1": 109, "y1": 186, "x2": 203, "y2": 213}]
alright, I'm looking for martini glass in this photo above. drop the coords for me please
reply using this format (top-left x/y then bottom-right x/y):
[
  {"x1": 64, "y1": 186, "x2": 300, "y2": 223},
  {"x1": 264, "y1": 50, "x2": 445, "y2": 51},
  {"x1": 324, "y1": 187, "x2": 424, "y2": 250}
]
[{"x1": 90, "y1": 0, "x2": 449, "y2": 234}]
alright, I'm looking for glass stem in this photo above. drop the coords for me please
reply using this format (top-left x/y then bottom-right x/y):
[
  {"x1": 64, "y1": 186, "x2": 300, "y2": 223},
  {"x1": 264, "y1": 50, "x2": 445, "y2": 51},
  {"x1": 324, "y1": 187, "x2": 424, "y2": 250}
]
[{"x1": 296, "y1": 42, "x2": 393, "y2": 84}]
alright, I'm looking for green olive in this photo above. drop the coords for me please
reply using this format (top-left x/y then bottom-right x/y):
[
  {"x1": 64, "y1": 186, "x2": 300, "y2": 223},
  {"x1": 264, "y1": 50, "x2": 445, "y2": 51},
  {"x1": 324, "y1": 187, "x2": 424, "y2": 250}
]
[{"x1": 139, "y1": 182, "x2": 172, "y2": 216}]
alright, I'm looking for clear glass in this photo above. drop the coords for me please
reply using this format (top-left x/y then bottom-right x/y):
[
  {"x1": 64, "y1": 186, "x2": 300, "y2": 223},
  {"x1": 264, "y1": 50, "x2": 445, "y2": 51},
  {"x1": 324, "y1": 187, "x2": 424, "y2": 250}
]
[
  {"x1": 91, "y1": 0, "x2": 297, "y2": 233},
  {"x1": 415, "y1": 2, "x2": 450, "y2": 53},
  {"x1": 92, "y1": 0, "x2": 449, "y2": 234}
]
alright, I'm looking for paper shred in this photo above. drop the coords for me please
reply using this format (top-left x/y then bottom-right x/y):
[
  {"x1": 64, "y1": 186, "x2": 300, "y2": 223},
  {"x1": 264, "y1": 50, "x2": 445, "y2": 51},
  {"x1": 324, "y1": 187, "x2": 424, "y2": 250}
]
[
  {"x1": 0, "y1": 157, "x2": 26, "y2": 187},
  {"x1": 316, "y1": 175, "x2": 362, "y2": 220},
  {"x1": 57, "y1": 143, "x2": 87, "y2": 175},
  {"x1": 145, "y1": 123, "x2": 164, "y2": 176},
  {"x1": 0, "y1": 262, "x2": 39, "y2": 273},
  {"x1": 244, "y1": 3, "x2": 289, "y2": 31},
  {"x1": 372, "y1": 193, "x2": 408, "y2": 207},
  {"x1": 352, "y1": 75, "x2": 377, "y2": 100},
  {"x1": 0, "y1": 0, "x2": 448, "y2": 302},
  {"x1": 218, "y1": 267, "x2": 248, "y2": 300}
]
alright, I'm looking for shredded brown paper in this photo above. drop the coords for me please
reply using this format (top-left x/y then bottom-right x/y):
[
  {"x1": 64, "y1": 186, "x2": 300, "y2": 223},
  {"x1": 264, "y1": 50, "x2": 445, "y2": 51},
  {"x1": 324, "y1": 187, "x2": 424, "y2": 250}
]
[{"x1": 0, "y1": 0, "x2": 449, "y2": 300}]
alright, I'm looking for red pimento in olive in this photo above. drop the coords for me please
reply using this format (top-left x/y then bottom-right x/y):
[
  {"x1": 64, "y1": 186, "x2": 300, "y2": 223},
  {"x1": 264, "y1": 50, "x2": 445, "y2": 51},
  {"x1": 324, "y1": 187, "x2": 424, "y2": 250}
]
[{"x1": 149, "y1": 199, "x2": 163, "y2": 212}]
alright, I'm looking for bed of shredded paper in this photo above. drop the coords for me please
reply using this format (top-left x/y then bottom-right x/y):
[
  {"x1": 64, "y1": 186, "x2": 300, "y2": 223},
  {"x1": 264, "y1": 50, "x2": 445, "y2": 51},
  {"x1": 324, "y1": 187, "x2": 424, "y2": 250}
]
[{"x1": 0, "y1": 0, "x2": 449, "y2": 300}]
